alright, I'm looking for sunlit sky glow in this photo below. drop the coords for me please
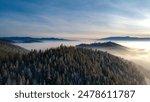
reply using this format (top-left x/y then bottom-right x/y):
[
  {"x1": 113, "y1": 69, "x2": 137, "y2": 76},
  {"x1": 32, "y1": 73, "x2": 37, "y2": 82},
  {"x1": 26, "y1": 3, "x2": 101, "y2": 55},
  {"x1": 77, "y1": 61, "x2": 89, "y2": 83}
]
[{"x1": 0, "y1": 0, "x2": 150, "y2": 38}]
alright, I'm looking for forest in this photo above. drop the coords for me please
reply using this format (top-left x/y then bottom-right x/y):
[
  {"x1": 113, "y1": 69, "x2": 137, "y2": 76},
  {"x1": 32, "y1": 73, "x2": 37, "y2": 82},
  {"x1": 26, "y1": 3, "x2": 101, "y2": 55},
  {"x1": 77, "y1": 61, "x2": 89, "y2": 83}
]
[
  {"x1": 0, "y1": 41, "x2": 28, "y2": 58},
  {"x1": 0, "y1": 42, "x2": 146, "y2": 85}
]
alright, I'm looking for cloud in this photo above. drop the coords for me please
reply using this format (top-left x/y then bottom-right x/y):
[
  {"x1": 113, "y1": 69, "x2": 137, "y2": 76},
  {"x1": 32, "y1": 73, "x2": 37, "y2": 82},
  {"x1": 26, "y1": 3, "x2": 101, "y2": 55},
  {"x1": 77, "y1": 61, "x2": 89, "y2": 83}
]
[{"x1": 0, "y1": 0, "x2": 150, "y2": 38}]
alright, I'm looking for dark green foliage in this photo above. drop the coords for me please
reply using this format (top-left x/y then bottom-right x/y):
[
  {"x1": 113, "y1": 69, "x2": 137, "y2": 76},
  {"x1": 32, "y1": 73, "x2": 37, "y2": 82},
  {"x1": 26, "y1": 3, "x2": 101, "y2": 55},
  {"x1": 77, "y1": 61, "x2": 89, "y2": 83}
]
[
  {"x1": 0, "y1": 46, "x2": 146, "y2": 85},
  {"x1": 76, "y1": 42, "x2": 125, "y2": 48},
  {"x1": 0, "y1": 41, "x2": 28, "y2": 59}
]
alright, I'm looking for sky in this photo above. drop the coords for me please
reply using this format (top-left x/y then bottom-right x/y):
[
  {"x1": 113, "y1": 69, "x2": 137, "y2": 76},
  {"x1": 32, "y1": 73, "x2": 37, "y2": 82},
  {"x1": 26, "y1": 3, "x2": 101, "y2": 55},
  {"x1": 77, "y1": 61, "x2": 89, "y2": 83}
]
[{"x1": 0, "y1": 0, "x2": 150, "y2": 38}]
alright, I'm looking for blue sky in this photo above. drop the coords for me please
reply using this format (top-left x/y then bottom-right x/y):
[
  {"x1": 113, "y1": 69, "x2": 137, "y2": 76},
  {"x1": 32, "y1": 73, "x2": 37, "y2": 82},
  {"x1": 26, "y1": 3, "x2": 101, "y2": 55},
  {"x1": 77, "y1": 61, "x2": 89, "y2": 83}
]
[{"x1": 0, "y1": 0, "x2": 150, "y2": 38}]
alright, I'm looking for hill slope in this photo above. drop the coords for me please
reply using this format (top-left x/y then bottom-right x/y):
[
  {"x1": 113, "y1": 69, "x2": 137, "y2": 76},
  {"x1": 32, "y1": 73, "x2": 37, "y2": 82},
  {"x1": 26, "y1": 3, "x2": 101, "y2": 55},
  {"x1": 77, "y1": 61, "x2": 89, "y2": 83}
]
[
  {"x1": 76, "y1": 42, "x2": 128, "y2": 50},
  {"x1": 0, "y1": 41, "x2": 28, "y2": 58},
  {"x1": 0, "y1": 46, "x2": 146, "y2": 85}
]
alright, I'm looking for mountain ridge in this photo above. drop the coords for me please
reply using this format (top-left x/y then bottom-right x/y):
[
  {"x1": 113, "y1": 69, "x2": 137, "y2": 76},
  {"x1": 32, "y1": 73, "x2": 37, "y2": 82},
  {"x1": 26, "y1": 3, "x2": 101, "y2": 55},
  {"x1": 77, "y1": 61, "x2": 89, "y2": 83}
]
[
  {"x1": 76, "y1": 42, "x2": 128, "y2": 51},
  {"x1": 98, "y1": 36, "x2": 150, "y2": 41},
  {"x1": 0, "y1": 37, "x2": 71, "y2": 43}
]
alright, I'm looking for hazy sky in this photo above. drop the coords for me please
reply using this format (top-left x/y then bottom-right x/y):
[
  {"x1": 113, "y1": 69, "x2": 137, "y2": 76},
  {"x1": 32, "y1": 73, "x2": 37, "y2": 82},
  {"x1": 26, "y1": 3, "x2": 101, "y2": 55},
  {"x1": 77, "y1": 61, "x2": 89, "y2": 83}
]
[{"x1": 0, "y1": 0, "x2": 150, "y2": 38}]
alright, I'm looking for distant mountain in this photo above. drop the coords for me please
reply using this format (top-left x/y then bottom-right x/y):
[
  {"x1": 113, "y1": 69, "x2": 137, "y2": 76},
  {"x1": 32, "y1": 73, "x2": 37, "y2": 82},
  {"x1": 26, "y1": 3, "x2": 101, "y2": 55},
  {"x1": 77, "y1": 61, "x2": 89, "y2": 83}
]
[
  {"x1": 0, "y1": 37, "x2": 71, "y2": 43},
  {"x1": 98, "y1": 36, "x2": 150, "y2": 41},
  {"x1": 76, "y1": 42, "x2": 128, "y2": 50},
  {"x1": 0, "y1": 41, "x2": 28, "y2": 58}
]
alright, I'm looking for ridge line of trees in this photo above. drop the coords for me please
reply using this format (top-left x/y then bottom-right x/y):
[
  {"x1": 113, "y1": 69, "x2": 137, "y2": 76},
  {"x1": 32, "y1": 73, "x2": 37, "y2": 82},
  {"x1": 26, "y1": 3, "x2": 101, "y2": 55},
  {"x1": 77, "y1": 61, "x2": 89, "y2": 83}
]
[{"x1": 0, "y1": 46, "x2": 146, "y2": 85}]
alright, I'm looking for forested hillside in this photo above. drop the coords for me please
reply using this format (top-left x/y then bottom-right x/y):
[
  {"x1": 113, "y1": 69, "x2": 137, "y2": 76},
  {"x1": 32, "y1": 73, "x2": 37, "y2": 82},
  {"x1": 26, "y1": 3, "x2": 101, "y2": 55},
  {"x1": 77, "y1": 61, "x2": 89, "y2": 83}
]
[
  {"x1": 0, "y1": 45, "x2": 146, "y2": 85},
  {"x1": 76, "y1": 42, "x2": 128, "y2": 50},
  {"x1": 0, "y1": 41, "x2": 28, "y2": 58}
]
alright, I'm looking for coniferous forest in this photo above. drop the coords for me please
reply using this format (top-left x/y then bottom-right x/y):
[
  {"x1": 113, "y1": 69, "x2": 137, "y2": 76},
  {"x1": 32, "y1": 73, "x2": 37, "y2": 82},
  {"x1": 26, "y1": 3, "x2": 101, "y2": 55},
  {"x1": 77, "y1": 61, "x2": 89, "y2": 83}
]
[{"x1": 0, "y1": 42, "x2": 146, "y2": 85}]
